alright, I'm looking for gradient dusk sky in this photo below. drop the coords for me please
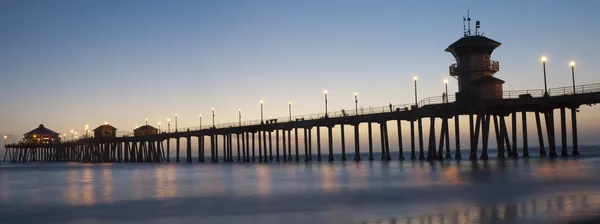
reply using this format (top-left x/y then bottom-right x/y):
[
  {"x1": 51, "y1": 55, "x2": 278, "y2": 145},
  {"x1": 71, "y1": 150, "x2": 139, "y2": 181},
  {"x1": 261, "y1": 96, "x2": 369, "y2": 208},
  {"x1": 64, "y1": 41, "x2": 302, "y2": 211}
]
[{"x1": 1, "y1": 0, "x2": 600, "y2": 151}]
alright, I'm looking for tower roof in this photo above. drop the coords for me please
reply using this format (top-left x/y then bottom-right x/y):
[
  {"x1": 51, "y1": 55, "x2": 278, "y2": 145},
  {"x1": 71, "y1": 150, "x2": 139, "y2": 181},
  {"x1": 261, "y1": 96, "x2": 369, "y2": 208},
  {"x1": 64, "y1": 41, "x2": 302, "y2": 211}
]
[
  {"x1": 445, "y1": 35, "x2": 501, "y2": 58},
  {"x1": 134, "y1": 125, "x2": 158, "y2": 132},
  {"x1": 24, "y1": 124, "x2": 59, "y2": 137},
  {"x1": 93, "y1": 124, "x2": 118, "y2": 131}
]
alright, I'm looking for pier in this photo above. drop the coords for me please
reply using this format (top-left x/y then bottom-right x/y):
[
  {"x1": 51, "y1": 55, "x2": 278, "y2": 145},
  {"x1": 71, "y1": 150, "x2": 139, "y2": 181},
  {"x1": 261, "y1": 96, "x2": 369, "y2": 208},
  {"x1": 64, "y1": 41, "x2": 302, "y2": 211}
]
[
  {"x1": 4, "y1": 19, "x2": 600, "y2": 164},
  {"x1": 4, "y1": 83, "x2": 599, "y2": 163}
]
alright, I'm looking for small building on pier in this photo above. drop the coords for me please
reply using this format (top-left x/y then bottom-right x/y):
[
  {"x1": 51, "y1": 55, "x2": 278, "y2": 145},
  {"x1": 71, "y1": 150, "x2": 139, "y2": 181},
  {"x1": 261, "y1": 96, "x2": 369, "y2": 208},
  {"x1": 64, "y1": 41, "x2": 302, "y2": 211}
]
[
  {"x1": 133, "y1": 125, "x2": 158, "y2": 137},
  {"x1": 93, "y1": 124, "x2": 117, "y2": 138},
  {"x1": 23, "y1": 124, "x2": 60, "y2": 144}
]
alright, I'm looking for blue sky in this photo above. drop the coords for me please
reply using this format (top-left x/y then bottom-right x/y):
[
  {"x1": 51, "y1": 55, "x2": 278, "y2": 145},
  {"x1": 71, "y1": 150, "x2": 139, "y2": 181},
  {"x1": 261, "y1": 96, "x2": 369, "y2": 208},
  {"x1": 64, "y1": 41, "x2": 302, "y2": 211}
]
[{"x1": 1, "y1": 0, "x2": 599, "y2": 151}]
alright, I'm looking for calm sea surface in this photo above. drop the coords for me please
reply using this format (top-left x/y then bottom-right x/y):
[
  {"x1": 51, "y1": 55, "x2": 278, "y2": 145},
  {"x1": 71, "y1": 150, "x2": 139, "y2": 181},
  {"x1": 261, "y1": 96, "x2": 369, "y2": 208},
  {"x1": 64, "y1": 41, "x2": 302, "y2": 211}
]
[{"x1": 2, "y1": 147, "x2": 600, "y2": 224}]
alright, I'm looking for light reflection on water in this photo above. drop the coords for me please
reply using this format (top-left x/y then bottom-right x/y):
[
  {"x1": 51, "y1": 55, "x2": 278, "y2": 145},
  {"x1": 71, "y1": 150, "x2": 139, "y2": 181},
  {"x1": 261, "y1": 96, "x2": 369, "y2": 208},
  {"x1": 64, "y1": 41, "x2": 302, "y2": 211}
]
[
  {"x1": 0, "y1": 148, "x2": 600, "y2": 223},
  {"x1": 356, "y1": 193, "x2": 600, "y2": 224}
]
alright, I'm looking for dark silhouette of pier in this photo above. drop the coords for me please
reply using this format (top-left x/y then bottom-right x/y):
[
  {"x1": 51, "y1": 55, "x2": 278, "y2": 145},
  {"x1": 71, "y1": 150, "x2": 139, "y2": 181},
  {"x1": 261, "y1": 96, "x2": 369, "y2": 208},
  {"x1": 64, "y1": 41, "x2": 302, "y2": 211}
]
[
  {"x1": 4, "y1": 83, "x2": 599, "y2": 164},
  {"x1": 4, "y1": 18, "x2": 600, "y2": 164}
]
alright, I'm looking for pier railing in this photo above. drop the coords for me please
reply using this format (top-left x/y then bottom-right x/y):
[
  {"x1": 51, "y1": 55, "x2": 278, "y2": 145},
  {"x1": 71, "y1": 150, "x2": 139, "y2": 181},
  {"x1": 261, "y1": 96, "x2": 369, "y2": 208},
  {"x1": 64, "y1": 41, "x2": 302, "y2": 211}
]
[{"x1": 548, "y1": 83, "x2": 600, "y2": 96}]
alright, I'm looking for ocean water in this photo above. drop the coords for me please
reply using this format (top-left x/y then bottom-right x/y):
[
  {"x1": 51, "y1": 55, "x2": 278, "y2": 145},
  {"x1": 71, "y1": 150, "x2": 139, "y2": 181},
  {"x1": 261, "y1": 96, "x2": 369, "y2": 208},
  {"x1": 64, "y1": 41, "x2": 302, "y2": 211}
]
[{"x1": 1, "y1": 147, "x2": 600, "y2": 224}]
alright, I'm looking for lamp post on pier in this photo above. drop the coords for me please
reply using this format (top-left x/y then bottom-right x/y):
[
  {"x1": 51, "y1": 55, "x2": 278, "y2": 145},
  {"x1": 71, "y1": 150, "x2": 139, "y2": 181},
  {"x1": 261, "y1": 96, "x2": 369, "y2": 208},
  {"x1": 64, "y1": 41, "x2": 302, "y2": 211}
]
[
  {"x1": 158, "y1": 122, "x2": 161, "y2": 133},
  {"x1": 70, "y1": 129, "x2": 74, "y2": 141},
  {"x1": 444, "y1": 79, "x2": 449, "y2": 103},
  {"x1": 324, "y1": 90, "x2": 328, "y2": 117},
  {"x1": 570, "y1": 61, "x2": 576, "y2": 94},
  {"x1": 212, "y1": 108, "x2": 215, "y2": 128},
  {"x1": 413, "y1": 76, "x2": 419, "y2": 107},
  {"x1": 260, "y1": 100, "x2": 264, "y2": 124},
  {"x1": 288, "y1": 102, "x2": 292, "y2": 121},
  {"x1": 145, "y1": 118, "x2": 148, "y2": 126},
  {"x1": 238, "y1": 109, "x2": 242, "y2": 126},
  {"x1": 354, "y1": 92, "x2": 358, "y2": 115},
  {"x1": 174, "y1": 114, "x2": 178, "y2": 132},
  {"x1": 541, "y1": 56, "x2": 548, "y2": 96},
  {"x1": 167, "y1": 118, "x2": 171, "y2": 133},
  {"x1": 3, "y1": 135, "x2": 6, "y2": 145}
]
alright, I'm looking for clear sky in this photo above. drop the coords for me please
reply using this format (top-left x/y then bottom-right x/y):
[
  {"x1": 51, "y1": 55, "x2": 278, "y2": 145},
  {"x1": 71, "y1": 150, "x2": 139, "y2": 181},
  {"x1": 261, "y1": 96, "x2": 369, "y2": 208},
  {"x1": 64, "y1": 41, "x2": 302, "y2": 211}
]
[{"x1": 1, "y1": 1, "x2": 600, "y2": 152}]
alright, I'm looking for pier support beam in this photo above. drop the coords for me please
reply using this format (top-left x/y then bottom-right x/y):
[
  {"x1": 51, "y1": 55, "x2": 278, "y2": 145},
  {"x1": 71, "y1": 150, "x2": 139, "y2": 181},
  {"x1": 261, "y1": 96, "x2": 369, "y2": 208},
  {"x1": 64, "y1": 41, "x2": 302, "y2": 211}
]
[
  {"x1": 397, "y1": 120, "x2": 404, "y2": 160},
  {"x1": 383, "y1": 122, "x2": 390, "y2": 160},
  {"x1": 186, "y1": 136, "x2": 192, "y2": 163},
  {"x1": 294, "y1": 128, "x2": 299, "y2": 161},
  {"x1": 354, "y1": 124, "x2": 361, "y2": 161},
  {"x1": 418, "y1": 118, "x2": 425, "y2": 160},
  {"x1": 166, "y1": 138, "x2": 170, "y2": 162},
  {"x1": 410, "y1": 120, "x2": 416, "y2": 160},
  {"x1": 215, "y1": 134, "x2": 219, "y2": 162},
  {"x1": 544, "y1": 110, "x2": 558, "y2": 158},
  {"x1": 470, "y1": 114, "x2": 482, "y2": 161},
  {"x1": 501, "y1": 116, "x2": 512, "y2": 157},
  {"x1": 328, "y1": 126, "x2": 334, "y2": 162},
  {"x1": 307, "y1": 128, "x2": 312, "y2": 161},
  {"x1": 252, "y1": 132, "x2": 256, "y2": 161},
  {"x1": 444, "y1": 118, "x2": 451, "y2": 160},
  {"x1": 535, "y1": 112, "x2": 547, "y2": 157},
  {"x1": 176, "y1": 137, "x2": 180, "y2": 163},
  {"x1": 522, "y1": 111, "x2": 529, "y2": 157},
  {"x1": 276, "y1": 130, "x2": 280, "y2": 161},
  {"x1": 454, "y1": 115, "x2": 461, "y2": 160},
  {"x1": 511, "y1": 112, "x2": 518, "y2": 158},
  {"x1": 258, "y1": 131, "x2": 263, "y2": 162},
  {"x1": 368, "y1": 122, "x2": 374, "y2": 161},
  {"x1": 304, "y1": 128, "x2": 309, "y2": 162},
  {"x1": 480, "y1": 115, "x2": 490, "y2": 160},
  {"x1": 317, "y1": 127, "x2": 322, "y2": 161},
  {"x1": 427, "y1": 117, "x2": 436, "y2": 161},
  {"x1": 341, "y1": 125, "x2": 346, "y2": 161},
  {"x1": 380, "y1": 123, "x2": 386, "y2": 160},
  {"x1": 288, "y1": 129, "x2": 292, "y2": 161},
  {"x1": 571, "y1": 108, "x2": 580, "y2": 156},
  {"x1": 560, "y1": 107, "x2": 568, "y2": 157},
  {"x1": 237, "y1": 133, "x2": 241, "y2": 161},
  {"x1": 268, "y1": 131, "x2": 273, "y2": 161},
  {"x1": 282, "y1": 130, "x2": 287, "y2": 162},
  {"x1": 493, "y1": 115, "x2": 504, "y2": 159},
  {"x1": 263, "y1": 131, "x2": 268, "y2": 162}
]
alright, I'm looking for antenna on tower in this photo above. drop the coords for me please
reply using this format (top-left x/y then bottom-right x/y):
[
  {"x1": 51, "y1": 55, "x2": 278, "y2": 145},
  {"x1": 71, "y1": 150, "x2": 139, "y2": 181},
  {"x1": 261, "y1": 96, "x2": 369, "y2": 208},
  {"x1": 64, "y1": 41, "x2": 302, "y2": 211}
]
[
  {"x1": 463, "y1": 16, "x2": 467, "y2": 37},
  {"x1": 466, "y1": 10, "x2": 472, "y2": 36}
]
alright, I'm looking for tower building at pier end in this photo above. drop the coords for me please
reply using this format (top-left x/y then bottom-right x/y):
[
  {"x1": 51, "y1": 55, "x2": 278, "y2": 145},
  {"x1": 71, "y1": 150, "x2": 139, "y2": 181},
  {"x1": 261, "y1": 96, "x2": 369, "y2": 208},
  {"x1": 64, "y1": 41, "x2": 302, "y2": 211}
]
[{"x1": 446, "y1": 14, "x2": 503, "y2": 102}]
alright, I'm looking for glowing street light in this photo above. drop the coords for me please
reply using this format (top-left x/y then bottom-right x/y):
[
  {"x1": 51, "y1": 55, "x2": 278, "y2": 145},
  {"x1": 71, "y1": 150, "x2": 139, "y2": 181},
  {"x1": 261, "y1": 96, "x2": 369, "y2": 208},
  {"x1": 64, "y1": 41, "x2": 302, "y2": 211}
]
[
  {"x1": 354, "y1": 92, "x2": 358, "y2": 115},
  {"x1": 3, "y1": 135, "x2": 6, "y2": 145},
  {"x1": 104, "y1": 121, "x2": 108, "y2": 125},
  {"x1": 323, "y1": 90, "x2": 328, "y2": 117},
  {"x1": 413, "y1": 76, "x2": 419, "y2": 106},
  {"x1": 541, "y1": 56, "x2": 548, "y2": 96},
  {"x1": 145, "y1": 118, "x2": 148, "y2": 126},
  {"x1": 158, "y1": 122, "x2": 161, "y2": 133},
  {"x1": 570, "y1": 61, "x2": 576, "y2": 94},
  {"x1": 444, "y1": 79, "x2": 449, "y2": 103},
  {"x1": 70, "y1": 129, "x2": 74, "y2": 141}
]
